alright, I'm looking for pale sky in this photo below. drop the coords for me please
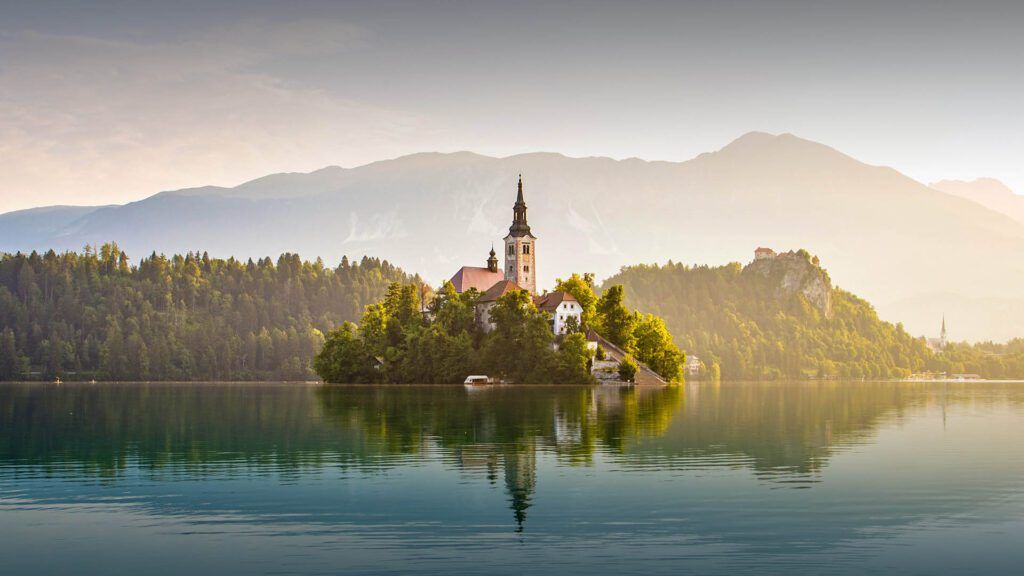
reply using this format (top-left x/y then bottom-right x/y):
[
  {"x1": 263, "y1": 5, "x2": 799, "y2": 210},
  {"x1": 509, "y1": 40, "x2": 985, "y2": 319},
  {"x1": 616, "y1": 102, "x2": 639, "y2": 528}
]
[{"x1": 1, "y1": 0, "x2": 1022, "y2": 213}]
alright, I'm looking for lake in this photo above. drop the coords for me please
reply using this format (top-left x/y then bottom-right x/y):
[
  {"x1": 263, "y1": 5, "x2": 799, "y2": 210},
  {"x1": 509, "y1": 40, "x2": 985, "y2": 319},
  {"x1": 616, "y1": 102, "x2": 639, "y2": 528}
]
[{"x1": 1, "y1": 381, "x2": 1023, "y2": 575}]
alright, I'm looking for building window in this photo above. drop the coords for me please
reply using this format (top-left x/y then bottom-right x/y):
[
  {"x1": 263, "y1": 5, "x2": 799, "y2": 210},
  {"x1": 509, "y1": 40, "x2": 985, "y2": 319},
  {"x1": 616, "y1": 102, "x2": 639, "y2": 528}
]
[
  {"x1": 524, "y1": 265, "x2": 529, "y2": 272},
  {"x1": 508, "y1": 245, "x2": 514, "y2": 255},
  {"x1": 509, "y1": 265, "x2": 514, "y2": 272},
  {"x1": 523, "y1": 243, "x2": 530, "y2": 254}
]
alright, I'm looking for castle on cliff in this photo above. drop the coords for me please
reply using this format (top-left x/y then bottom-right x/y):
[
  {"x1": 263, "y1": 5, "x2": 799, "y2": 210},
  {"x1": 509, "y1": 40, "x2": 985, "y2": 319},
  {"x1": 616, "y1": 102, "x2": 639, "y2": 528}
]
[{"x1": 448, "y1": 176, "x2": 582, "y2": 335}]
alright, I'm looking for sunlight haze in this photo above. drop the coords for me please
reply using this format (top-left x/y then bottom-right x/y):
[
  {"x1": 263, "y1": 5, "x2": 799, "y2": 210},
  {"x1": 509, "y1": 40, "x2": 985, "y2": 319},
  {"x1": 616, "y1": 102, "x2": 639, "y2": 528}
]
[{"x1": 1, "y1": 0, "x2": 1022, "y2": 213}]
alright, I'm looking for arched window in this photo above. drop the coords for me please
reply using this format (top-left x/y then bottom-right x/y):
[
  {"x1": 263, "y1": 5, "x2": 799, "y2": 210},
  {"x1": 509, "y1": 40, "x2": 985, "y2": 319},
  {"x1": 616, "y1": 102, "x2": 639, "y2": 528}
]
[
  {"x1": 508, "y1": 244, "x2": 514, "y2": 255},
  {"x1": 523, "y1": 243, "x2": 530, "y2": 254},
  {"x1": 524, "y1": 265, "x2": 529, "y2": 273}
]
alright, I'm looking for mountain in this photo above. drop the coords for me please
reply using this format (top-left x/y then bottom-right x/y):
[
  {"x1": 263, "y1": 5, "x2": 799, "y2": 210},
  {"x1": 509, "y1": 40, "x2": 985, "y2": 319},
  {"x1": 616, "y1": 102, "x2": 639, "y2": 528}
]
[
  {"x1": 930, "y1": 178, "x2": 1024, "y2": 226},
  {"x1": 0, "y1": 205, "x2": 110, "y2": 247},
  {"x1": 3, "y1": 132, "x2": 1024, "y2": 342}
]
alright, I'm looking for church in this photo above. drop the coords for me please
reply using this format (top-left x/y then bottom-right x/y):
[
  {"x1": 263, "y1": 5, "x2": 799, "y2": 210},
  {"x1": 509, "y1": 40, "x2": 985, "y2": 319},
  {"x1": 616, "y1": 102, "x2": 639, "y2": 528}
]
[{"x1": 448, "y1": 176, "x2": 583, "y2": 335}]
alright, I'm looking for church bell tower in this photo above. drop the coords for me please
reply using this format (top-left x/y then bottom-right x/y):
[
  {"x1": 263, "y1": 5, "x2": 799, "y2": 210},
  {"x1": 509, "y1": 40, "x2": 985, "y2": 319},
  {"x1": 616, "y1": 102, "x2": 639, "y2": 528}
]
[{"x1": 504, "y1": 175, "x2": 537, "y2": 295}]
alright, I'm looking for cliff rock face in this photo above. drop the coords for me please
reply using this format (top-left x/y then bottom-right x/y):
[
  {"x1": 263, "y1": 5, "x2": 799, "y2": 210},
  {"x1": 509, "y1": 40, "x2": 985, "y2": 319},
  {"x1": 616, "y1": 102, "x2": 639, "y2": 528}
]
[{"x1": 744, "y1": 251, "x2": 833, "y2": 318}]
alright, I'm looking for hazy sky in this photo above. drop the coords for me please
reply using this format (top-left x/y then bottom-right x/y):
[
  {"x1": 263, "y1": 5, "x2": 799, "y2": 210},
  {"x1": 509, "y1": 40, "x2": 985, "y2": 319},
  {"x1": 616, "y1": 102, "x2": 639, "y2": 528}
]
[{"x1": 1, "y1": 0, "x2": 1022, "y2": 213}]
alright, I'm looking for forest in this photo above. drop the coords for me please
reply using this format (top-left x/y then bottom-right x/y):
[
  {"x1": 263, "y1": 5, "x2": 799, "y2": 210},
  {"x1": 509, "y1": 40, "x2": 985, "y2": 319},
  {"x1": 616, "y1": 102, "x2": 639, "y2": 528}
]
[
  {"x1": 606, "y1": 256, "x2": 1024, "y2": 380},
  {"x1": 4, "y1": 244, "x2": 1022, "y2": 382},
  {"x1": 0, "y1": 244, "x2": 418, "y2": 381}
]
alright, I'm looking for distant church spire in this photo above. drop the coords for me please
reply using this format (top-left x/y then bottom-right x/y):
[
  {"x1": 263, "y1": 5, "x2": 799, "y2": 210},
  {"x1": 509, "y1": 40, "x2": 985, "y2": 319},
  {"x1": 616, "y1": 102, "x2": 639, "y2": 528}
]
[{"x1": 941, "y1": 315, "x2": 947, "y2": 344}]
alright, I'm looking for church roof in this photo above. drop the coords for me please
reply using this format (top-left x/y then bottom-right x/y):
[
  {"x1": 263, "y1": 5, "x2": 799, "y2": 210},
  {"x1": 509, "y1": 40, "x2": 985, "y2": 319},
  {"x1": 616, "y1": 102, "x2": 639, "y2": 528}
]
[
  {"x1": 449, "y1": 266, "x2": 504, "y2": 294},
  {"x1": 478, "y1": 279, "x2": 524, "y2": 302},
  {"x1": 533, "y1": 291, "x2": 577, "y2": 313}
]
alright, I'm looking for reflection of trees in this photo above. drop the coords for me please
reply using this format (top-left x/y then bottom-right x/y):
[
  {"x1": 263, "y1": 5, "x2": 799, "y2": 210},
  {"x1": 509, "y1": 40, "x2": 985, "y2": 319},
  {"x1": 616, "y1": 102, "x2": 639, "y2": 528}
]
[
  {"x1": 636, "y1": 381, "x2": 926, "y2": 476},
  {"x1": 0, "y1": 382, "x2": 337, "y2": 476},
  {"x1": 315, "y1": 384, "x2": 685, "y2": 529},
  {"x1": 7, "y1": 381, "x2": 1017, "y2": 530}
]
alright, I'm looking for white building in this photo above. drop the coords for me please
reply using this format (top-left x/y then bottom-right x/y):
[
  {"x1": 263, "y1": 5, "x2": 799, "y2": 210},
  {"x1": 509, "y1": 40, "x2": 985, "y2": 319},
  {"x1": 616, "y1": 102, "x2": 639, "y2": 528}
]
[{"x1": 534, "y1": 292, "x2": 583, "y2": 335}]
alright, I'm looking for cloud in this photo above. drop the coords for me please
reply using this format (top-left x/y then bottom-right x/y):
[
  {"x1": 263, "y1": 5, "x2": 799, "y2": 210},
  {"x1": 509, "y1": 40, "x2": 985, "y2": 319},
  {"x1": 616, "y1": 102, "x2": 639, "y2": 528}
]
[{"x1": 0, "y1": 21, "x2": 438, "y2": 212}]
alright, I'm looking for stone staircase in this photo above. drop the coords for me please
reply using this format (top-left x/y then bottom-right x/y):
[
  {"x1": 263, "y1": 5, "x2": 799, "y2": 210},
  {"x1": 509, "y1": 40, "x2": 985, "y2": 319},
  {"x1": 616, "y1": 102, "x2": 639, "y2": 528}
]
[{"x1": 588, "y1": 330, "x2": 668, "y2": 386}]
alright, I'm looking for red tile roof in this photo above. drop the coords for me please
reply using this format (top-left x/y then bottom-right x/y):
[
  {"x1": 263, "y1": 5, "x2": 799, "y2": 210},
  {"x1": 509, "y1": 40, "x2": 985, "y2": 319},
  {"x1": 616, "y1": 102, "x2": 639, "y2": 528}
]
[
  {"x1": 478, "y1": 279, "x2": 524, "y2": 302},
  {"x1": 533, "y1": 291, "x2": 578, "y2": 313},
  {"x1": 449, "y1": 266, "x2": 504, "y2": 293}
]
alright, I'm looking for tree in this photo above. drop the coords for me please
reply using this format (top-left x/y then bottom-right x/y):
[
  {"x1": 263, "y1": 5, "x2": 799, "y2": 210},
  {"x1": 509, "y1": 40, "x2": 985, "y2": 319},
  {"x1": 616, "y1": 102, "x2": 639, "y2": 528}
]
[
  {"x1": 633, "y1": 313, "x2": 685, "y2": 381},
  {"x1": 314, "y1": 323, "x2": 379, "y2": 383},
  {"x1": 618, "y1": 356, "x2": 638, "y2": 383},
  {"x1": 484, "y1": 290, "x2": 556, "y2": 383},
  {"x1": 0, "y1": 328, "x2": 18, "y2": 380},
  {"x1": 555, "y1": 332, "x2": 595, "y2": 384},
  {"x1": 595, "y1": 285, "x2": 637, "y2": 353},
  {"x1": 555, "y1": 273, "x2": 598, "y2": 327}
]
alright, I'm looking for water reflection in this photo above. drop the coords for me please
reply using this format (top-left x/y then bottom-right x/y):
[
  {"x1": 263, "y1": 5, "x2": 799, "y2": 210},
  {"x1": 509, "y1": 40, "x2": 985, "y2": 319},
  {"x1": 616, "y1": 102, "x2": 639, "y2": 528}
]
[
  {"x1": 2, "y1": 381, "x2": 1024, "y2": 575},
  {"x1": 313, "y1": 385, "x2": 684, "y2": 529}
]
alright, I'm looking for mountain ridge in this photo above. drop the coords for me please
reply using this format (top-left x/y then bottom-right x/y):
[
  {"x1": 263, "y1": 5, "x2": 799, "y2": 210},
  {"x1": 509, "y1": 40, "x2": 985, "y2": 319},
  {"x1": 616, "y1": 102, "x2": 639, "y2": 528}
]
[{"x1": 3, "y1": 132, "x2": 1024, "y2": 342}]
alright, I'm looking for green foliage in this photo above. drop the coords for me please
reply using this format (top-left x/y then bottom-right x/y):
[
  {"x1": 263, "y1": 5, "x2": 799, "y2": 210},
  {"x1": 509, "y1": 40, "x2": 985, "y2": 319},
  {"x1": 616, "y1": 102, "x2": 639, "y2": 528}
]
[
  {"x1": 0, "y1": 244, "x2": 415, "y2": 381},
  {"x1": 604, "y1": 261, "x2": 933, "y2": 380},
  {"x1": 632, "y1": 313, "x2": 684, "y2": 382},
  {"x1": 594, "y1": 344, "x2": 606, "y2": 361},
  {"x1": 708, "y1": 361, "x2": 722, "y2": 381},
  {"x1": 555, "y1": 333, "x2": 593, "y2": 383},
  {"x1": 313, "y1": 323, "x2": 380, "y2": 384},
  {"x1": 595, "y1": 285, "x2": 637, "y2": 352},
  {"x1": 618, "y1": 356, "x2": 638, "y2": 382},
  {"x1": 483, "y1": 290, "x2": 560, "y2": 383},
  {"x1": 555, "y1": 273, "x2": 597, "y2": 327},
  {"x1": 315, "y1": 284, "x2": 595, "y2": 384},
  {"x1": 930, "y1": 339, "x2": 1024, "y2": 379}
]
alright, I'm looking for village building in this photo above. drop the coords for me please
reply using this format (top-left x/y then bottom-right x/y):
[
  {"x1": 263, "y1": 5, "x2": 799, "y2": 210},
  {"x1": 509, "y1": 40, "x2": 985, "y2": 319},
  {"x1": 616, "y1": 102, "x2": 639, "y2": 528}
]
[
  {"x1": 447, "y1": 176, "x2": 580, "y2": 335},
  {"x1": 754, "y1": 247, "x2": 776, "y2": 260},
  {"x1": 534, "y1": 291, "x2": 583, "y2": 335},
  {"x1": 476, "y1": 279, "x2": 524, "y2": 332},
  {"x1": 685, "y1": 355, "x2": 702, "y2": 377}
]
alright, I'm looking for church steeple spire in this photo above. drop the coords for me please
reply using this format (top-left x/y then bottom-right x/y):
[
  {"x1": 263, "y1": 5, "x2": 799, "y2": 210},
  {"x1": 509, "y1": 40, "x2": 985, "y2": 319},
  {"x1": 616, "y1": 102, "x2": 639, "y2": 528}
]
[
  {"x1": 503, "y1": 175, "x2": 537, "y2": 295},
  {"x1": 508, "y1": 174, "x2": 532, "y2": 237}
]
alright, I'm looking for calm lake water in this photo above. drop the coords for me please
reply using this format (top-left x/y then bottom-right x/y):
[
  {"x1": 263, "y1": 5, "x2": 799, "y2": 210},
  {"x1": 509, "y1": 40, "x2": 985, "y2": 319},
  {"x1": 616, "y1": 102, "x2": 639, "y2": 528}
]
[{"x1": 2, "y1": 381, "x2": 1023, "y2": 575}]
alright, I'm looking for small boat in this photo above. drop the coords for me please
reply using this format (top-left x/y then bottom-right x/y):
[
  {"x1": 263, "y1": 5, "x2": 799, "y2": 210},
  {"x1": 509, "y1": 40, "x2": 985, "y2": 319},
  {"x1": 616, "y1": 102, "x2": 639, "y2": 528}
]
[
  {"x1": 53, "y1": 377, "x2": 62, "y2": 384},
  {"x1": 464, "y1": 375, "x2": 501, "y2": 389}
]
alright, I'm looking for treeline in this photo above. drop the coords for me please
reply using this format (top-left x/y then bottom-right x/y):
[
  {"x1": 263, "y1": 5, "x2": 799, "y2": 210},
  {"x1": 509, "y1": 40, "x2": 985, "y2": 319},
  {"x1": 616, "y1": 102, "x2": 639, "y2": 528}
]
[
  {"x1": 605, "y1": 258, "x2": 1024, "y2": 380},
  {"x1": 0, "y1": 244, "x2": 418, "y2": 381},
  {"x1": 936, "y1": 339, "x2": 1024, "y2": 379},
  {"x1": 604, "y1": 260, "x2": 933, "y2": 380}
]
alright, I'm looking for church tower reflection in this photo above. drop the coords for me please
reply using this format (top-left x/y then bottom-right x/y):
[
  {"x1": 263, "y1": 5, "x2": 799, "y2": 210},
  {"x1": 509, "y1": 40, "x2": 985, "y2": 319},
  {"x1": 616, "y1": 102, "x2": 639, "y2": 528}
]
[{"x1": 503, "y1": 443, "x2": 537, "y2": 532}]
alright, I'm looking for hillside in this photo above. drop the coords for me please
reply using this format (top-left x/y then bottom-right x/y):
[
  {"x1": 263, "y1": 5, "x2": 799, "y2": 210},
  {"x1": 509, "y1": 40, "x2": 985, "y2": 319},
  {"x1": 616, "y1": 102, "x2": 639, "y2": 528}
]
[
  {"x1": 0, "y1": 245, "x2": 417, "y2": 381},
  {"x1": 4, "y1": 133, "x2": 1024, "y2": 341},
  {"x1": 604, "y1": 251, "x2": 933, "y2": 380},
  {"x1": 606, "y1": 251, "x2": 1024, "y2": 380}
]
